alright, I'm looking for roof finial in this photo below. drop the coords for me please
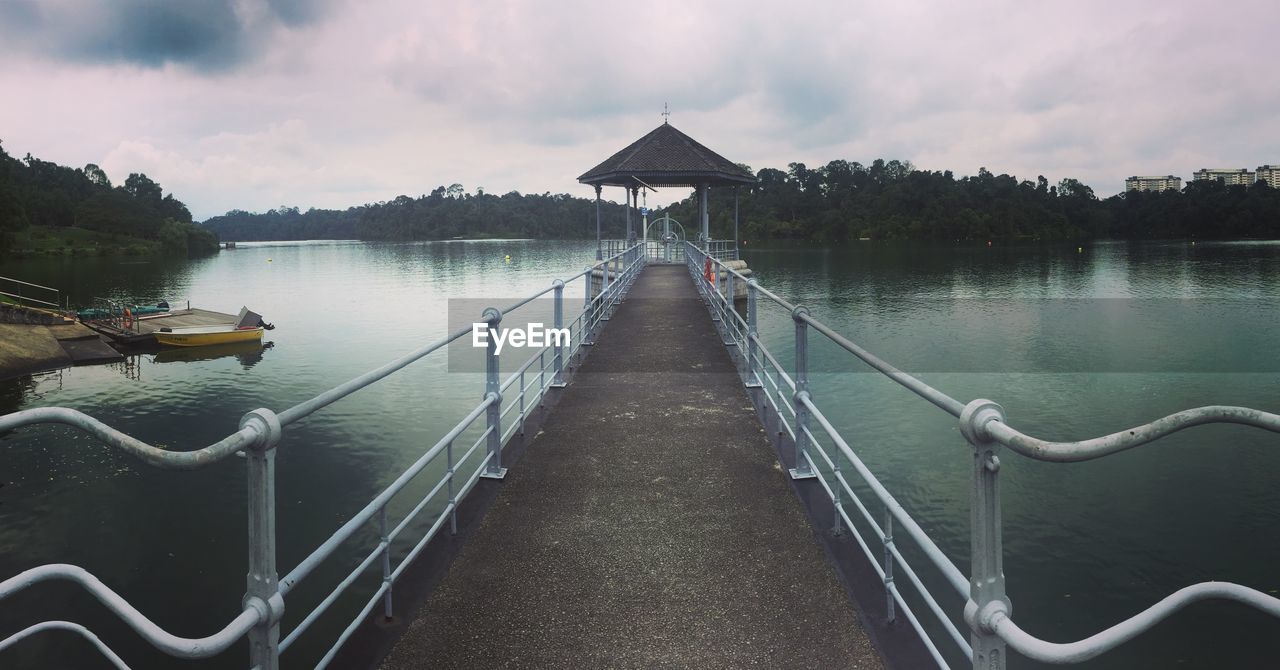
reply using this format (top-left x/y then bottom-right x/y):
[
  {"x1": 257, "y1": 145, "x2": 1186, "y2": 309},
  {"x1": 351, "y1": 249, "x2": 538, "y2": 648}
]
[{"x1": 662, "y1": 102, "x2": 670, "y2": 124}]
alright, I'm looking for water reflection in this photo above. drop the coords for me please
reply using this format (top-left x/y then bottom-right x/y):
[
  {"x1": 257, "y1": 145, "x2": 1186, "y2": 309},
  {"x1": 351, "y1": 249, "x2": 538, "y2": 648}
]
[{"x1": 151, "y1": 340, "x2": 274, "y2": 368}]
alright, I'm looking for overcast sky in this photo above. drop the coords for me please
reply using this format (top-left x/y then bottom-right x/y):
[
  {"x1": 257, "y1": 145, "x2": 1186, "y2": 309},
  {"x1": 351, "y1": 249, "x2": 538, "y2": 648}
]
[{"x1": 2, "y1": 0, "x2": 1277, "y2": 220}]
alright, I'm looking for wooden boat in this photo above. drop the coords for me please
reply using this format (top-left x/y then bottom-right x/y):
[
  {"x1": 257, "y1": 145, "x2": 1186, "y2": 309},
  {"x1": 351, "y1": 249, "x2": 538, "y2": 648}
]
[{"x1": 154, "y1": 325, "x2": 264, "y2": 347}]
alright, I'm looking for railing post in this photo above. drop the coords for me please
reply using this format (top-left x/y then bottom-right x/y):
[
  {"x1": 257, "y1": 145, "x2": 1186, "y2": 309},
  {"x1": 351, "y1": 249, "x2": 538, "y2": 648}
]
[
  {"x1": 883, "y1": 508, "x2": 896, "y2": 623},
  {"x1": 240, "y1": 408, "x2": 284, "y2": 670},
  {"x1": 583, "y1": 267, "x2": 595, "y2": 346},
  {"x1": 379, "y1": 506, "x2": 393, "y2": 621},
  {"x1": 745, "y1": 280, "x2": 762, "y2": 388},
  {"x1": 789, "y1": 306, "x2": 816, "y2": 480},
  {"x1": 601, "y1": 261, "x2": 611, "y2": 321},
  {"x1": 721, "y1": 270, "x2": 735, "y2": 345},
  {"x1": 447, "y1": 438, "x2": 458, "y2": 535},
  {"x1": 961, "y1": 399, "x2": 1010, "y2": 670},
  {"x1": 481, "y1": 307, "x2": 507, "y2": 479},
  {"x1": 538, "y1": 349, "x2": 546, "y2": 405},
  {"x1": 710, "y1": 261, "x2": 721, "y2": 322},
  {"x1": 602, "y1": 261, "x2": 611, "y2": 321},
  {"x1": 552, "y1": 279, "x2": 566, "y2": 386}
]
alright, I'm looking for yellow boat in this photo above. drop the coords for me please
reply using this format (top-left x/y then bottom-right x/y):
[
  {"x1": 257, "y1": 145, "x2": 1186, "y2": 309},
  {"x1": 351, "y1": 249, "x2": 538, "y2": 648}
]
[{"x1": 154, "y1": 325, "x2": 264, "y2": 347}]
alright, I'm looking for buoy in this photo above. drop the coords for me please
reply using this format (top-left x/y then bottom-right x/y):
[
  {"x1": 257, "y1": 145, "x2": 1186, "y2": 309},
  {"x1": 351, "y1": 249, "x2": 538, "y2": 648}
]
[
  {"x1": 1077, "y1": 247, "x2": 1083, "y2": 253},
  {"x1": 987, "y1": 240, "x2": 992, "y2": 247},
  {"x1": 267, "y1": 258, "x2": 272, "y2": 262},
  {"x1": 505, "y1": 255, "x2": 511, "y2": 263}
]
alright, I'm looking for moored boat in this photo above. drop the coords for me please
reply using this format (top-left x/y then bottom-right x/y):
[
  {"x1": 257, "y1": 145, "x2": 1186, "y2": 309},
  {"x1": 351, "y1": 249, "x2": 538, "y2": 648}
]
[{"x1": 154, "y1": 325, "x2": 263, "y2": 347}]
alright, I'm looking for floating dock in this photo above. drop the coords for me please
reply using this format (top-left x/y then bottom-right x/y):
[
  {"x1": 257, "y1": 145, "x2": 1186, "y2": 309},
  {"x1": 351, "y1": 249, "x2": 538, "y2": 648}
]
[{"x1": 82, "y1": 308, "x2": 241, "y2": 347}]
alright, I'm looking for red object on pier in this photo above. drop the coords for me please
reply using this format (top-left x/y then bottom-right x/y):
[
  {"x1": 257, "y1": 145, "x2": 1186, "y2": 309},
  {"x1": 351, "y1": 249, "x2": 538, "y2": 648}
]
[{"x1": 703, "y1": 257, "x2": 714, "y2": 282}]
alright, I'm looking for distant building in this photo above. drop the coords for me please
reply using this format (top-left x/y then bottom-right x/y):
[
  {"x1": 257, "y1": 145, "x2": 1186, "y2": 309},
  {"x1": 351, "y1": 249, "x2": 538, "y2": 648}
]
[
  {"x1": 1125, "y1": 175, "x2": 1182, "y2": 192},
  {"x1": 1257, "y1": 165, "x2": 1280, "y2": 188},
  {"x1": 1193, "y1": 168, "x2": 1256, "y2": 186}
]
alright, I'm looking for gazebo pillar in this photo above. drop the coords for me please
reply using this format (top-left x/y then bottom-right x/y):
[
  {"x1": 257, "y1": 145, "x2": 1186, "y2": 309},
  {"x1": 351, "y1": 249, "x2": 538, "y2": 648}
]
[
  {"x1": 630, "y1": 186, "x2": 640, "y2": 244},
  {"x1": 624, "y1": 188, "x2": 632, "y2": 249},
  {"x1": 698, "y1": 183, "x2": 709, "y2": 249},
  {"x1": 733, "y1": 186, "x2": 740, "y2": 259},
  {"x1": 595, "y1": 185, "x2": 603, "y2": 260}
]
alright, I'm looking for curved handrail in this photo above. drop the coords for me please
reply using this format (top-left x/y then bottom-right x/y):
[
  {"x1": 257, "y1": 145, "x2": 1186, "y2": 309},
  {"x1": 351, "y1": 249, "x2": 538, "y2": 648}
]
[
  {"x1": 0, "y1": 407, "x2": 260, "y2": 471},
  {"x1": 0, "y1": 565, "x2": 260, "y2": 659},
  {"x1": 981, "y1": 406, "x2": 1280, "y2": 463},
  {"x1": 989, "y1": 582, "x2": 1280, "y2": 664},
  {"x1": 0, "y1": 621, "x2": 128, "y2": 669}
]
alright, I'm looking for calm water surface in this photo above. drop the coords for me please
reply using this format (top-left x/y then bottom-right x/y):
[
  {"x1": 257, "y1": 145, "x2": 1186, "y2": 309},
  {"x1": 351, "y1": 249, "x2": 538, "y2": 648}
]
[{"x1": 1, "y1": 239, "x2": 1279, "y2": 668}]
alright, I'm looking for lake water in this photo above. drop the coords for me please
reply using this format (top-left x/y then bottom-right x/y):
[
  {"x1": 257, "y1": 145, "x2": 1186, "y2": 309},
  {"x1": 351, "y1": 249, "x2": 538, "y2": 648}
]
[{"x1": 2, "y1": 239, "x2": 1279, "y2": 668}]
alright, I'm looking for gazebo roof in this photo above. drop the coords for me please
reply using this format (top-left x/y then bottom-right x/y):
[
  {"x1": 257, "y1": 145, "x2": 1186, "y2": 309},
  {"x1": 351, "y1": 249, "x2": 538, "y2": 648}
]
[{"x1": 578, "y1": 122, "x2": 756, "y2": 188}]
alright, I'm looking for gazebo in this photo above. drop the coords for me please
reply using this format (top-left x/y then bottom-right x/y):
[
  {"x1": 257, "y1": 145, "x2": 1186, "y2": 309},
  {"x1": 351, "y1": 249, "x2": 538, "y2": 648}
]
[{"x1": 579, "y1": 120, "x2": 756, "y2": 259}]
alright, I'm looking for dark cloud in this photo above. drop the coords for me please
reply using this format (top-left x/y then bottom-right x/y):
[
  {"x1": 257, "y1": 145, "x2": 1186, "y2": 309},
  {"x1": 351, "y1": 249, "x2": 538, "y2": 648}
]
[{"x1": 0, "y1": 0, "x2": 333, "y2": 71}]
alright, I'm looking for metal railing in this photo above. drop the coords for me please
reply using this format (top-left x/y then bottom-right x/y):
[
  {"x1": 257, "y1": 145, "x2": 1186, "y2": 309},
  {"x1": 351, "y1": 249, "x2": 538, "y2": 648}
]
[
  {"x1": 704, "y1": 239, "x2": 738, "y2": 262},
  {"x1": 0, "y1": 275, "x2": 63, "y2": 312},
  {"x1": 684, "y1": 241, "x2": 1280, "y2": 669},
  {"x1": 641, "y1": 239, "x2": 685, "y2": 264},
  {"x1": 0, "y1": 243, "x2": 647, "y2": 669}
]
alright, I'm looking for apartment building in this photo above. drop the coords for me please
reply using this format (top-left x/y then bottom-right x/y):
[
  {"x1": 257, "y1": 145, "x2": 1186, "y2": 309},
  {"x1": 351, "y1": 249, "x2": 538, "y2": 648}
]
[
  {"x1": 1256, "y1": 165, "x2": 1280, "y2": 188},
  {"x1": 1193, "y1": 168, "x2": 1256, "y2": 186},
  {"x1": 1124, "y1": 175, "x2": 1182, "y2": 192}
]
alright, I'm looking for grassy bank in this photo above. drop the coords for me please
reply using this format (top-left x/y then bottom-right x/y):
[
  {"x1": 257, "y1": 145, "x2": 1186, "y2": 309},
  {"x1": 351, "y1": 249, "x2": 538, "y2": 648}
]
[{"x1": 5, "y1": 226, "x2": 164, "y2": 257}]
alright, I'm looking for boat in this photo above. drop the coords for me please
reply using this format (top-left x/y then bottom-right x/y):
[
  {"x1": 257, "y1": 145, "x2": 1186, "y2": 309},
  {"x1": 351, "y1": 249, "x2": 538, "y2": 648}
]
[
  {"x1": 154, "y1": 325, "x2": 263, "y2": 347},
  {"x1": 77, "y1": 301, "x2": 170, "y2": 322}
]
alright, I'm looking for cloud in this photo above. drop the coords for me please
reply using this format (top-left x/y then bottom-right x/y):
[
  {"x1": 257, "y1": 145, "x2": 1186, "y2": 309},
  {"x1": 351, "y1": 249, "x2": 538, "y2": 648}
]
[
  {"x1": 0, "y1": 0, "x2": 333, "y2": 71},
  {"x1": 2, "y1": 0, "x2": 1280, "y2": 219}
]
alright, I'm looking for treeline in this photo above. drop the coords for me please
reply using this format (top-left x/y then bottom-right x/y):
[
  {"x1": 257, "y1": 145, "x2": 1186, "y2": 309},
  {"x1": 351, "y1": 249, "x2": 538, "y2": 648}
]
[
  {"x1": 675, "y1": 160, "x2": 1274, "y2": 243},
  {"x1": 0, "y1": 141, "x2": 218, "y2": 256},
  {"x1": 203, "y1": 185, "x2": 628, "y2": 242},
  {"x1": 673, "y1": 159, "x2": 1280, "y2": 242},
  {"x1": 201, "y1": 160, "x2": 1280, "y2": 245}
]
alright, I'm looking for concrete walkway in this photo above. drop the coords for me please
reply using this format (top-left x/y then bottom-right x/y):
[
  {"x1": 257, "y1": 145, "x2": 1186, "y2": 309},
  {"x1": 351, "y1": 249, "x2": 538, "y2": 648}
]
[{"x1": 381, "y1": 265, "x2": 883, "y2": 669}]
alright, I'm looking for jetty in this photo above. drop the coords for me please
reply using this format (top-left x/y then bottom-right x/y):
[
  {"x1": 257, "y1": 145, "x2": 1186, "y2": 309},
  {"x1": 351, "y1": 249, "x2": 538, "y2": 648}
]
[
  {"x1": 82, "y1": 306, "x2": 245, "y2": 347},
  {"x1": 0, "y1": 276, "x2": 123, "y2": 378},
  {"x1": 4, "y1": 125, "x2": 1280, "y2": 670},
  {"x1": 379, "y1": 264, "x2": 883, "y2": 669}
]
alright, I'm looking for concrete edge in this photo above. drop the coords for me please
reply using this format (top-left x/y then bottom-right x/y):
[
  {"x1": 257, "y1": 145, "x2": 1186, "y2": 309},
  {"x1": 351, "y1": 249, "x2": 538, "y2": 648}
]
[{"x1": 748, "y1": 384, "x2": 942, "y2": 670}]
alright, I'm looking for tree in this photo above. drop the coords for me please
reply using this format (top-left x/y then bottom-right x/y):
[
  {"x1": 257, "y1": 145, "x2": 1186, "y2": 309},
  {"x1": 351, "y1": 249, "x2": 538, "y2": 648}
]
[
  {"x1": 123, "y1": 173, "x2": 163, "y2": 202},
  {"x1": 83, "y1": 163, "x2": 112, "y2": 189}
]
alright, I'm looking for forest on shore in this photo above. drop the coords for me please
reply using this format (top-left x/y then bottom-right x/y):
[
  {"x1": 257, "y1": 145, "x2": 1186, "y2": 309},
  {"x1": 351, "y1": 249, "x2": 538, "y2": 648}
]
[
  {"x1": 201, "y1": 185, "x2": 628, "y2": 242},
  {"x1": 5, "y1": 143, "x2": 1278, "y2": 249},
  {"x1": 203, "y1": 160, "x2": 1280, "y2": 243},
  {"x1": 0, "y1": 141, "x2": 218, "y2": 257}
]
